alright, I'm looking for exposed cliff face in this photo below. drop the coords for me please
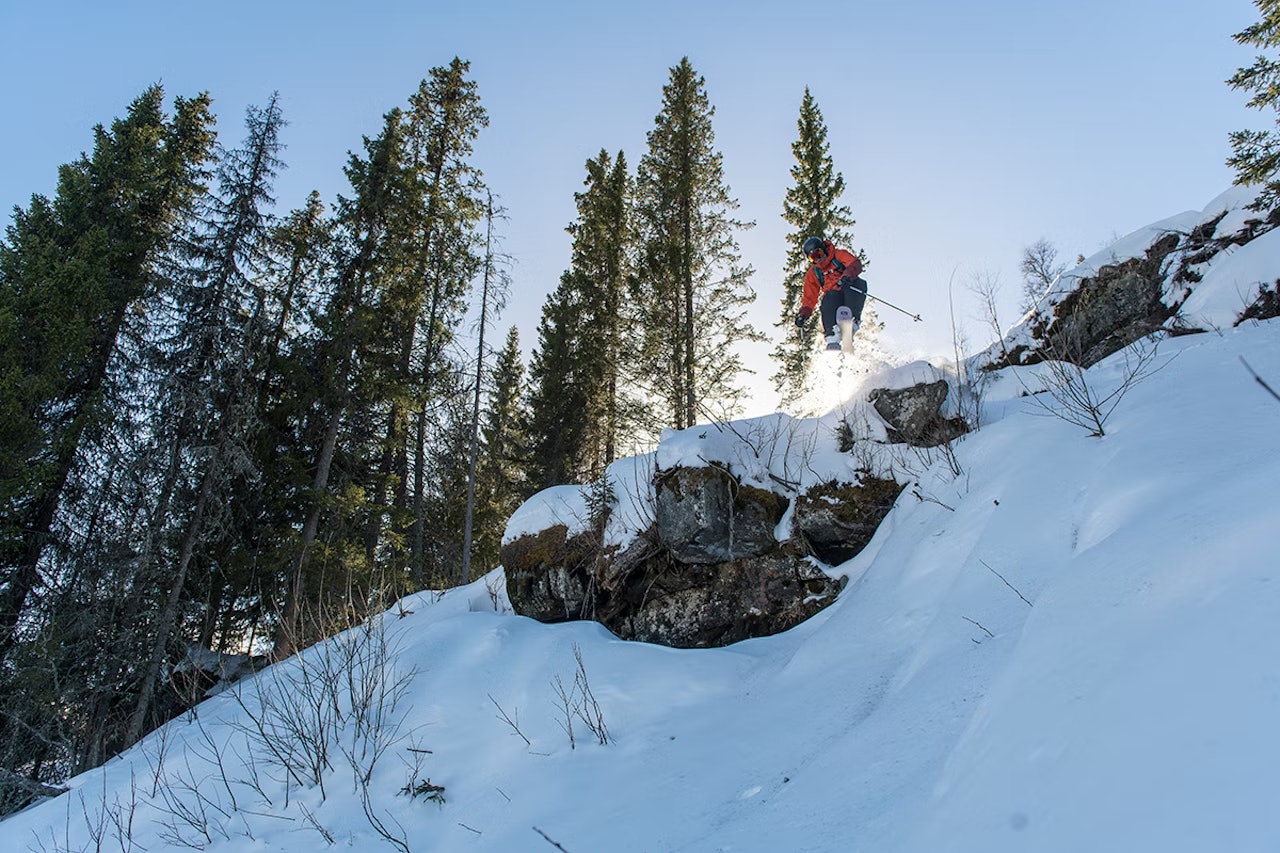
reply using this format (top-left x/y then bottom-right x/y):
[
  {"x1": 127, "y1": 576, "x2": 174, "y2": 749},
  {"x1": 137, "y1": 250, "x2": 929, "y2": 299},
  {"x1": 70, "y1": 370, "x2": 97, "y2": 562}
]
[
  {"x1": 1042, "y1": 232, "x2": 1181, "y2": 368},
  {"x1": 990, "y1": 232, "x2": 1182, "y2": 370},
  {"x1": 985, "y1": 187, "x2": 1280, "y2": 371}
]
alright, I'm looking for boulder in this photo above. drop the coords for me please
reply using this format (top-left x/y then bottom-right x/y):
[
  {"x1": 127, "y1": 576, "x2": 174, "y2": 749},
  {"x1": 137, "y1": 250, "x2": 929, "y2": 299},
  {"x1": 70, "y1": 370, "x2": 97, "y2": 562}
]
[
  {"x1": 504, "y1": 518, "x2": 846, "y2": 648},
  {"x1": 869, "y1": 381, "x2": 969, "y2": 447},
  {"x1": 503, "y1": 449, "x2": 912, "y2": 647},
  {"x1": 504, "y1": 465, "x2": 859, "y2": 647},
  {"x1": 654, "y1": 464, "x2": 788, "y2": 564}
]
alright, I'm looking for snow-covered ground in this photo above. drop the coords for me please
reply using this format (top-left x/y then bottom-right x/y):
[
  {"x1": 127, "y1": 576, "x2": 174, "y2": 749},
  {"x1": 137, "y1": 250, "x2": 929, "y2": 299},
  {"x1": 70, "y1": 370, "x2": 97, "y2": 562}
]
[{"x1": 3, "y1": 193, "x2": 1279, "y2": 852}]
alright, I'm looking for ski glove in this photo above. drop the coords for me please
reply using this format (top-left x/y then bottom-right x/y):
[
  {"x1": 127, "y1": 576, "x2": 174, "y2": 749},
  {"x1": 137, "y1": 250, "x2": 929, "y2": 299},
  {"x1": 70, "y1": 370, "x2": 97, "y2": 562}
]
[
  {"x1": 795, "y1": 306, "x2": 813, "y2": 328},
  {"x1": 838, "y1": 276, "x2": 862, "y2": 293}
]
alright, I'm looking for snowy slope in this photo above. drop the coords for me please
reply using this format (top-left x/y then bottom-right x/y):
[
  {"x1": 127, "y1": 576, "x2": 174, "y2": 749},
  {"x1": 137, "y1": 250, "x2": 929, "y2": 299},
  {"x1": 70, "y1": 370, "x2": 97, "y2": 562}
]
[{"x1": 3, "y1": 198, "x2": 1280, "y2": 853}]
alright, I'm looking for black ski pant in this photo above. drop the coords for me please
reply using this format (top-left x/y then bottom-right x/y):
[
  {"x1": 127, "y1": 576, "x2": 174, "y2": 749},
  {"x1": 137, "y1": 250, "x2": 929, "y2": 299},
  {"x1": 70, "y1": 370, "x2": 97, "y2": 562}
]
[{"x1": 819, "y1": 277, "x2": 868, "y2": 337}]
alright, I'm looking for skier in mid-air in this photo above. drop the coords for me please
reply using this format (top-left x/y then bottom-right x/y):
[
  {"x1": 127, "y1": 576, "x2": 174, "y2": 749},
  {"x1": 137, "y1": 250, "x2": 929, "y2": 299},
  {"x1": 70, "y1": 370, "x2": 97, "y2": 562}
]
[{"x1": 793, "y1": 236, "x2": 868, "y2": 351}]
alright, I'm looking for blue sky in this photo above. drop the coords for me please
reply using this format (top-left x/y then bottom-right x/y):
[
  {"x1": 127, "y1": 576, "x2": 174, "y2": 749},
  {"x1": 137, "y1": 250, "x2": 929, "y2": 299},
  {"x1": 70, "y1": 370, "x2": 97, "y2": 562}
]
[{"x1": 0, "y1": 0, "x2": 1262, "y2": 412}]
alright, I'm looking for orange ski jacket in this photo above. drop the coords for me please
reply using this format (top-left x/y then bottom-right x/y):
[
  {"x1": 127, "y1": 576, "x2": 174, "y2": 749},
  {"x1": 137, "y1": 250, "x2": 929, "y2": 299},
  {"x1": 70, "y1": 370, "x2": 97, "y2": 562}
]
[{"x1": 800, "y1": 239, "x2": 863, "y2": 314}]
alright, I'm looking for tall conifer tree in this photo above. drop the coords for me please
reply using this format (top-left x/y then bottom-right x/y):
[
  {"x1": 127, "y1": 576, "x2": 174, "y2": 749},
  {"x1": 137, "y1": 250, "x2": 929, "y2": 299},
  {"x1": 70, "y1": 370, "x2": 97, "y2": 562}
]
[
  {"x1": 0, "y1": 86, "x2": 215, "y2": 662},
  {"x1": 526, "y1": 149, "x2": 631, "y2": 487},
  {"x1": 573, "y1": 151, "x2": 632, "y2": 470},
  {"x1": 633, "y1": 58, "x2": 758, "y2": 432},
  {"x1": 275, "y1": 61, "x2": 486, "y2": 653},
  {"x1": 0, "y1": 86, "x2": 216, "y2": 795},
  {"x1": 123, "y1": 95, "x2": 287, "y2": 746},
  {"x1": 470, "y1": 327, "x2": 528, "y2": 576},
  {"x1": 772, "y1": 88, "x2": 857, "y2": 410},
  {"x1": 526, "y1": 282, "x2": 590, "y2": 488},
  {"x1": 370, "y1": 59, "x2": 487, "y2": 575},
  {"x1": 274, "y1": 108, "x2": 410, "y2": 656}
]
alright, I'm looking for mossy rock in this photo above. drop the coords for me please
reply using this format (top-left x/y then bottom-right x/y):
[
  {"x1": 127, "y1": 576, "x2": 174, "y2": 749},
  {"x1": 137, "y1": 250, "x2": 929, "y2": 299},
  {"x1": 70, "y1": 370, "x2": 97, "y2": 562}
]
[
  {"x1": 792, "y1": 477, "x2": 906, "y2": 565},
  {"x1": 502, "y1": 525, "x2": 602, "y2": 622}
]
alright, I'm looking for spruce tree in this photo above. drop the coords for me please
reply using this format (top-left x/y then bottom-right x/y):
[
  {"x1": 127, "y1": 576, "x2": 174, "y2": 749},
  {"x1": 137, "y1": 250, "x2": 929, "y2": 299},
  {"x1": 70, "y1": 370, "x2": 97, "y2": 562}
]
[
  {"x1": 771, "y1": 87, "x2": 858, "y2": 411},
  {"x1": 1229, "y1": 0, "x2": 1280, "y2": 210},
  {"x1": 572, "y1": 150, "x2": 632, "y2": 470},
  {"x1": 481, "y1": 326, "x2": 530, "y2": 503},
  {"x1": 370, "y1": 59, "x2": 487, "y2": 578},
  {"x1": 633, "y1": 58, "x2": 759, "y2": 432},
  {"x1": 525, "y1": 149, "x2": 632, "y2": 487},
  {"x1": 273, "y1": 108, "x2": 410, "y2": 655},
  {"x1": 468, "y1": 327, "x2": 528, "y2": 577},
  {"x1": 0, "y1": 86, "x2": 216, "y2": 797},
  {"x1": 526, "y1": 280, "x2": 591, "y2": 488},
  {"x1": 123, "y1": 94, "x2": 287, "y2": 746},
  {"x1": 0, "y1": 86, "x2": 215, "y2": 663},
  {"x1": 274, "y1": 63, "x2": 487, "y2": 652}
]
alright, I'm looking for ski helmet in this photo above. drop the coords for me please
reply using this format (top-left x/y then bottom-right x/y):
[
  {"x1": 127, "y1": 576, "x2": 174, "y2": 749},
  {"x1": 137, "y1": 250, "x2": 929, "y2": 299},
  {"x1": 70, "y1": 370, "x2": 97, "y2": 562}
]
[{"x1": 803, "y1": 236, "x2": 825, "y2": 258}]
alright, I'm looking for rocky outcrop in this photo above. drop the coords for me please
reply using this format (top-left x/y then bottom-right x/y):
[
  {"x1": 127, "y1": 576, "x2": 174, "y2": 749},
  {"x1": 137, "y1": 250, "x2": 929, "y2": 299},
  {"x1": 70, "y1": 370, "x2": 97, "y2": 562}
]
[
  {"x1": 992, "y1": 232, "x2": 1182, "y2": 370},
  {"x1": 502, "y1": 462, "x2": 912, "y2": 648},
  {"x1": 600, "y1": 548, "x2": 842, "y2": 647},
  {"x1": 1047, "y1": 231, "x2": 1180, "y2": 367},
  {"x1": 869, "y1": 381, "x2": 969, "y2": 447}
]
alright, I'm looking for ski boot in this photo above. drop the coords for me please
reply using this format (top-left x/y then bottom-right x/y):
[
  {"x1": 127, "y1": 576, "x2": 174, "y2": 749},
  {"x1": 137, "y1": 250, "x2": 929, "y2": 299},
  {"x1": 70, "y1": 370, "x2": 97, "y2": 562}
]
[{"x1": 836, "y1": 307, "x2": 860, "y2": 352}]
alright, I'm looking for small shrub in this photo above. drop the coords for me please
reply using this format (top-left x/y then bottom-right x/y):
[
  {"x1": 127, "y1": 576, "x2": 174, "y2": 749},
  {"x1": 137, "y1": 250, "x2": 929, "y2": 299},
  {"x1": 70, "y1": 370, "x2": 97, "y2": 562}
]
[{"x1": 401, "y1": 778, "x2": 446, "y2": 805}]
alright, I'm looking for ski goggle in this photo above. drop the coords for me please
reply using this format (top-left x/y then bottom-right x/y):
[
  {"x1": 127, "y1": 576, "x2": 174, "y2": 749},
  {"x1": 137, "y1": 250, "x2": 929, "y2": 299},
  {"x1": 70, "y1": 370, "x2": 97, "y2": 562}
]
[{"x1": 808, "y1": 248, "x2": 825, "y2": 261}]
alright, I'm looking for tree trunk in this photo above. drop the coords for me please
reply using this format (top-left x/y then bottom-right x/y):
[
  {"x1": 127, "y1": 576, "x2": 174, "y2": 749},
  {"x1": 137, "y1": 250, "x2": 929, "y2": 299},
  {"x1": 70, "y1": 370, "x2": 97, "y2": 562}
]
[
  {"x1": 461, "y1": 194, "x2": 495, "y2": 586},
  {"x1": 124, "y1": 463, "x2": 217, "y2": 748},
  {"x1": 274, "y1": 402, "x2": 342, "y2": 659}
]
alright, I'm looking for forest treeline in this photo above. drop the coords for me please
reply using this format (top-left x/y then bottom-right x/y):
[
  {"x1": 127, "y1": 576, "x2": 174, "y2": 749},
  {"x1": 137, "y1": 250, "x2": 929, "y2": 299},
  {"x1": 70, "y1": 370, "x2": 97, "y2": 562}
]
[{"x1": 0, "y1": 55, "x2": 856, "y2": 802}]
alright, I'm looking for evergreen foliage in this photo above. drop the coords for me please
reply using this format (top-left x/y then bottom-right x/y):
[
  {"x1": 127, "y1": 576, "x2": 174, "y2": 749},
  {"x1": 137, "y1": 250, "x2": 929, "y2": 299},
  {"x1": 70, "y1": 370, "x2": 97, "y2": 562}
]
[
  {"x1": 0, "y1": 84, "x2": 218, "y2": 798},
  {"x1": 771, "y1": 88, "x2": 858, "y2": 411},
  {"x1": 471, "y1": 327, "x2": 529, "y2": 575},
  {"x1": 274, "y1": 58, "x2": 488, "y2": 654},
  {"x1": 0, "y1": 65, "x2": 504, "y2": 798},
  {"x1": 526, "y1": 277, "x2": 593, "y2": 488},
  {"x1": 632, "y1": 58, "x2": 759, "y2": 432},
  {"x1": 526, "y1": 150, "x2": 633, "y2": 488},
  {"x1": 1228, "y1": 0, "x2": 1280, "y2": 210},
  {"x1": 0, "y1": 85, "x2": 215, "y2": 664},
  {"x1": 122, "y1": 93, "x2": 289, "y2": 747}
]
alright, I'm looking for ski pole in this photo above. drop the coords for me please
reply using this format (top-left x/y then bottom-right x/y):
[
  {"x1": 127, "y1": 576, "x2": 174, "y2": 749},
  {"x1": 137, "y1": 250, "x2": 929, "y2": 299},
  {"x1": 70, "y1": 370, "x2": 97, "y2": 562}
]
[{"x1": 848, "y1": 285, "x2": 922, "y2": 322}]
